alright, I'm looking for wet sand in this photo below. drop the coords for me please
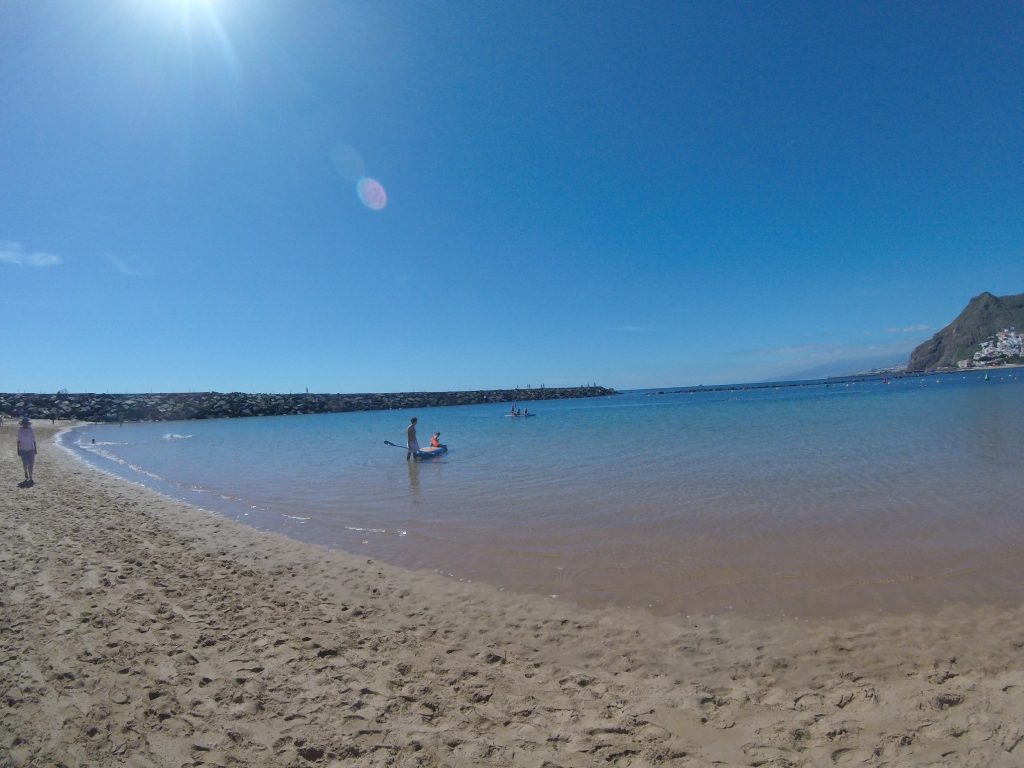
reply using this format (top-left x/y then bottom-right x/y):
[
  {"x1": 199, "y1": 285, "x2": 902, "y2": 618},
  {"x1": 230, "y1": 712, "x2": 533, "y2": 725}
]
[{"x1": 3, "y1": 422, "x2": 1024, "y2": 767}]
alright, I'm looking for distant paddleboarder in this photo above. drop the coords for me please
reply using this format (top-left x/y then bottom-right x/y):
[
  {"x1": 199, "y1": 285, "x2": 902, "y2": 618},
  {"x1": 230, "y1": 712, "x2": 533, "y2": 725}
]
[{"x1": 406, "y1": 417, "x2": 419, "y2": 461}]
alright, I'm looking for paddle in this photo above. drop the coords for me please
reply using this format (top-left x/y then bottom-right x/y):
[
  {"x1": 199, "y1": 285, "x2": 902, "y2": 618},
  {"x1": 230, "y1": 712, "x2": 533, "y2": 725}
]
[{"x1": 384, "y1": 440, "x2": 408, "y2": 450}]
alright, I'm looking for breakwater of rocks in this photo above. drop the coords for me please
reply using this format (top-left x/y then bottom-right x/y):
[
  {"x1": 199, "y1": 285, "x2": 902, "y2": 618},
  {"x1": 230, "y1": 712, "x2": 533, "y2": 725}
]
[{"x1": 0, "y1": 387, "x2": 616, "y2": 423}]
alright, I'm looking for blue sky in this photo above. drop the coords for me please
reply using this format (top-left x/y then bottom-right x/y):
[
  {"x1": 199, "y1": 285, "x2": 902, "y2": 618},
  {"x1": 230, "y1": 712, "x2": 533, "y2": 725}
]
[{"x1": 2, "y1": 0, "x2": 1021, "y2": 393}]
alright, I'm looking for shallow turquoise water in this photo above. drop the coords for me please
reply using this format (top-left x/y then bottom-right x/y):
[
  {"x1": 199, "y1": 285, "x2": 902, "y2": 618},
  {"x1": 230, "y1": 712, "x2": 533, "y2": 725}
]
[{"x1": 63, "y1": 370, "x2": 1024, "y2": 617}]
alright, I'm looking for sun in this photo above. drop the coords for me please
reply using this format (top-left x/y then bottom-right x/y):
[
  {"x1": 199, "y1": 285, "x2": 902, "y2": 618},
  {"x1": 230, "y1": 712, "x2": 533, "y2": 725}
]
[
  {"x1": 126, "y1": 0, "x2": 240, "y2": 82},
  {"x1": 127, "y1": 0, "x2": 230, "y2": 34},
  {"x1": 141, "y1": 0, "x2": 221, "y2": 14}
]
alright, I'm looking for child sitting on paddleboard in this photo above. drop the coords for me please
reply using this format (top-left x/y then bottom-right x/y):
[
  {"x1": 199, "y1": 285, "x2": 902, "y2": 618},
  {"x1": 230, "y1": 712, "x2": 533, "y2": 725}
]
[{"x1": 430, "y1": 432, "x2": 442, "y2": 448}]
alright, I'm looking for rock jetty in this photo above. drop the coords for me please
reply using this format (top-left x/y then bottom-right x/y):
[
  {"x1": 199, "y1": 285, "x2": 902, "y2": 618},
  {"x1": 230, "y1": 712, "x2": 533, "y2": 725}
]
[{"x1": 0, "y1": 386, "x2": 615, "y2": 424}]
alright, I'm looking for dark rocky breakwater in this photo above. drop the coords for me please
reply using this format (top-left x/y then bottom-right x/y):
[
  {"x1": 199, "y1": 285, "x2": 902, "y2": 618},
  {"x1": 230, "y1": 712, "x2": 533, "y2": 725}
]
[{"x1": 0, "y1": 387, "x2": 616, "y2": 423}]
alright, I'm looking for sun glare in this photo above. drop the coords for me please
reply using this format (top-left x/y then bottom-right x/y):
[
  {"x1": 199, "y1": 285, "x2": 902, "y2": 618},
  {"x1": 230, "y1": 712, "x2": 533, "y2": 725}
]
[
  {"x1": 142, "y1": 0, "x2": 220, "y2": 16},
  {"x1": 128, "y1": 0, "x2": 241, "y2": 84},
  {"x1": 129, "y1": 0, "x2": 230, "y2": 39}
]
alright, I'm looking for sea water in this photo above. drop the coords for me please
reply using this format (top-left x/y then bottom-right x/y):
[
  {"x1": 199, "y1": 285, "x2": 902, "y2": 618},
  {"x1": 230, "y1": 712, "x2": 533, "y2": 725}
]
[{"x1": 61, "y1": 370, "x2": 1024, "y2": 617}]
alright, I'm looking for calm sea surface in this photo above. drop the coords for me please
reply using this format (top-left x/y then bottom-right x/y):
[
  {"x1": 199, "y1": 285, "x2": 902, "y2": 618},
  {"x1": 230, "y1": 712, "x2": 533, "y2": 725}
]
[{"x1": 61, "y1": 370, "x2": 1024, "y2": 617}]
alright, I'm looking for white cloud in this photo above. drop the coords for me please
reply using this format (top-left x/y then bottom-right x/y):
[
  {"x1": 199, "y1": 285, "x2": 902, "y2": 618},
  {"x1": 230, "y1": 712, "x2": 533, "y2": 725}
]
[
  {"x1": 106, "y1": 253, "x2": 144, "y2": 276},
  {"x1": 886, "y1": 323, "x2": 931, "y2": 334},
  {"x1": 0, "y1": 241, "x2": 61, "y2": 267}
]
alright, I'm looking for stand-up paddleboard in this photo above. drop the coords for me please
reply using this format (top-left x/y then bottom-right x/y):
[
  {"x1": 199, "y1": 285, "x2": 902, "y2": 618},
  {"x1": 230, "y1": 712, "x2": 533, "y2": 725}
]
[
  {"x1": 413, "y1": 444, "x2": 447, "y2": 459},
  {"x1": 384, "y1": 440, "x2": 448, "y2": 459},
  {"x1": 504, "y1": 413, "x2": 537, "y2": 418}
]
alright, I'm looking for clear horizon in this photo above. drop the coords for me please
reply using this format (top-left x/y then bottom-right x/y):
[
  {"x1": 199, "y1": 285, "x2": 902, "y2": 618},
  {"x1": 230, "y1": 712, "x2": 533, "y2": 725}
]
[{"x1": 2, "y1": 1, "x2": 1021, "y2": 393}]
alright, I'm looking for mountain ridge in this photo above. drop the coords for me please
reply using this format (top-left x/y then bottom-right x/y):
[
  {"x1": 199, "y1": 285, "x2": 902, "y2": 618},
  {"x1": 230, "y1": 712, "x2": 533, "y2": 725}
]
[{"x1": 907, "y1": 292, "x2": 1024, "y2": 371}]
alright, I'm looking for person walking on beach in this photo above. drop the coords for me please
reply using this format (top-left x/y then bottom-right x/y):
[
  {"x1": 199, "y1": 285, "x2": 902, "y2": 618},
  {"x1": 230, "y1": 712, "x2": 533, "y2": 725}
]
[
  {"x1": 16, "y1": 417, "x2": 37, "y2": 484},
  {"x1": 406, "y1": 417, "x2": 419, "y2": 460}
]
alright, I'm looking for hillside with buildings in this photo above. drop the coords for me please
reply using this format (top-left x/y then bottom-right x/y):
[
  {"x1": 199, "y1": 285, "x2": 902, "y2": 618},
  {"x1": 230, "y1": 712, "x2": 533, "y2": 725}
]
[{"x1": 907, "y1": 292, "x2": 1024, "y2": 371}]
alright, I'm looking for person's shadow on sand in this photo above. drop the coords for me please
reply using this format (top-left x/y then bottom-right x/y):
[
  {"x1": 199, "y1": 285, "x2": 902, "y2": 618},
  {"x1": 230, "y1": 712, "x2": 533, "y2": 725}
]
[{"x1": 17, "y1": 479, "x2": 34, "y2": 489}]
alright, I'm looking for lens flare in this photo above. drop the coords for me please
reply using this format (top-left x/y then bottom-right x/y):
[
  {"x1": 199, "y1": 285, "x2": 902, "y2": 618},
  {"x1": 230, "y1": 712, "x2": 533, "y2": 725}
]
[
  {"x1": 329, "y1": 143, "x2": 366, "y2": 181},
  {"x1": 357, "y1": 177, "x2": 387, "y2": 211}
]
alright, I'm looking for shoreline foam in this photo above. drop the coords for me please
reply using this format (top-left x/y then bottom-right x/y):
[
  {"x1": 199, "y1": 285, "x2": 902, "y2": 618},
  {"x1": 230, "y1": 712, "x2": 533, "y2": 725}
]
[{"x1": 3, "y1": 423, "x2": 1024, "y2": 766}]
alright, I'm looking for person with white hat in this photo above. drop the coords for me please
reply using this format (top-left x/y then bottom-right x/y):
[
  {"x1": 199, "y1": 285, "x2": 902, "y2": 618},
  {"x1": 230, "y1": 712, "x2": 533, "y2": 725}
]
[{"x1": 16, "y1": 417, "x2": 36, "y2": 484}]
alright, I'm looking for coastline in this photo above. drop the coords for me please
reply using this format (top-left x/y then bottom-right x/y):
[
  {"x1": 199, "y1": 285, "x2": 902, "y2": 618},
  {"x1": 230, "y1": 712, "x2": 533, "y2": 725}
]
[
  {"x1": 3, "y1": 424, "x2": 1024, "y2": 766},
  {"x1": 650, "y1": 364, "x2": 1023, "y2": 396}
]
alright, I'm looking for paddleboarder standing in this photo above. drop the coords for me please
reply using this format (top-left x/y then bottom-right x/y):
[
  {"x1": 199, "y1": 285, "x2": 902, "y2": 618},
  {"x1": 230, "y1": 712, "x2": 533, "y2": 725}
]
[{"x1": 406, "y1": 417, "x2": 419, "y2": 460}]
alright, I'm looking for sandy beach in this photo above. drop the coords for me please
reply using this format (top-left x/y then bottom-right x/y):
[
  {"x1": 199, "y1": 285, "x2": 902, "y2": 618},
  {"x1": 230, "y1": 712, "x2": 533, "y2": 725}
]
[{"x1": 3, "y1": 423, "x2": 1024, "y2": 767}]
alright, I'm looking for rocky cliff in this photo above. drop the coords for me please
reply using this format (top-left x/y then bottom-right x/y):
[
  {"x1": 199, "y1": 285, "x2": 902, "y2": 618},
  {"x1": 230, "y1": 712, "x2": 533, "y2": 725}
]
[
  {"x1": 907, "y1": 292, "x2": 1024, "y2": 371},
  {"x1": 0, "y1": 386, "x2": 616, "y2": 424}
]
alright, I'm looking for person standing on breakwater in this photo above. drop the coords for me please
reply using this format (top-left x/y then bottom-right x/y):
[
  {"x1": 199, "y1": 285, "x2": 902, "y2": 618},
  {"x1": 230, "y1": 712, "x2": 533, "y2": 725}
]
[
  {"x1": 406, "y1": 417, "x2": 419, "y2": 461},
  {"x1": 16, "y1": 417, "x2": 37, "y2": 484}
]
